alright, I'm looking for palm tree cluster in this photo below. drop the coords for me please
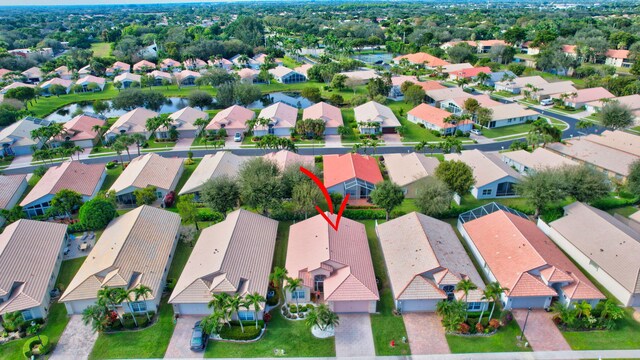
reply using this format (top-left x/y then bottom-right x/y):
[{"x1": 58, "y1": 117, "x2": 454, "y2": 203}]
[
  {"x1": 202, "y1": 292, "x2": 266, "y2": 335},
  {"x1": 254, "y1": 134, "x2": 297, "y2": 153},
  {"x1": 82, "y1": 285, "x2": 153, "y2": 333},
  {"x1": 305, "y1": 304, "x2": 340, "y2": 332},
  {"x1": 526, "y1": 118, "x2": 562, "y2": 148},
  {"x1": 551, "y1": 299, "x2": 626, "y2": 330}
]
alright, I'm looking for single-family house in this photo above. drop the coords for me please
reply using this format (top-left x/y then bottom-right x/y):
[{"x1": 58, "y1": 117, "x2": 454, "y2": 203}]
[
  {"x1": 183, "y1": 58, "x2": 207, "y2": 70},
  {"x1": 149, "y1": 70, "x2": 173, "y2": 86},
  {"x1": 483, "y1": 103, "x2": 538, "y2": 128},
  {"x1": 237, "y1": 68, "x2": 260, "y2": 85},
  {"x1": 302, "y1": 102, "x2": 343, "y2": 135},
  {"x1": 0, "y1": 220, "x2": 67, "y2": 321},
  {"x1": 263, "y1": 150, "x2": 314, "y2": 172},
  {"x1": 52, "y1": 66, "x2": 73, "y2": 80},
  {"x1": 160, "y1": 58, "x2": 181, "y2": 72},
  {"x1": 114, "y1": 72, "x2": 142, "y2": 89},
  {"x1": 521, "y1": 41, "x2": 540, "y2": 55},
  {"x1": 605, "y1": 49, "x2": 632, "y2": 68},
  {"x1": 441, "y1": 63, "x2": 474, "y2": 74},
  {"x1": 378, "y1": 212, "x2": 487, "y2": 312},
  {"x1": 384, "y1": 153, "x2": 439, "y2": 198},
  {"x1": 169, "y1": 209, "x2": 277, "y2": 316},
  {"x1": 60, "y1": 205, "x2": 181, "y2": 314},
  {"x1": 160, "y1": 107, "x2": 208, "y2": 139},
  {"x1": 78, "y1": 65, "x2": 92, "y2": 76},
  {"x1": 530, "y1": 81, "x2": 577, "y2": 102},
  {"x1": 546, "y1": 132, "x2": 639, "y2": 181},
  {"x1": 323, "y1": 153, "x2": 383, "y2": 199},
  {"x1": 392, "y1": 52, "x2": 450, "y2": 68},
  {"x1": 106, "y1": 61, "x2": 131, "y2": 76},
  {"x1": 0, "y1": 68, "x2": 11, "y2": 78},
  {"x1": 179, "y1": 152, "x2": 250, "y2": 197},
  {"x1": 407, "y1": 103, "x2": 472, "y2": 135},
  {"x1": 285, "y1": 213, "x2": 379, "y2": 313},
  {"x1": 254, "y1": 102, "x2": 298, "y2": 137},
  {"x1": 22, "y1": 67, "x2": 43, "y2": 83},
  {"x1": 0, "y1": 82, "x2": 35, "y2": 95},
  {"x1": 424, "y1": 87, "x2": 469, "y2": 107},
  {"x1": 0, "y1": 174, "x2": 28, "y2": 224},
  {"x1": 175, "y1": 70, "x2": 201, "y2": 86},
  {"x1": 56, "y1": 114, "x2": 106, "y2": 148},
  {"x1": 353, "y1": 101, "x2": 400, "y2": 134},
  {"x1": 106, "y1": 107, "x2": 158, "y2": 140},
  {"x1": 494, "y1": 75, "x2": 548, "y2": 95},
  {"x1": 457, "y1": 203, "x2": 605, "y2": 309},
  {"x1": 442, "y1": 39, "x2": 508, "y2": 53},
  {"x1": 20, "y1": 161, "x2": 106, "y2": 218},
  {"x1": 133, "y1": 60, "x2": 156, "y2": 73},
  {"x1": 580, "y1": 130, "x2": 640, "y2": 157},
  {"x1": 389, "y1": 75, "x2": 419, "y2": 98},
  {"x1": 553, "y1": 87, "x2": 615, "y2": 109},
  {"x1": 0, "y1": 117, "x2": 50, "y2": 156},
  {"x1": 294, "y1": 64, "x2": 313, "y2": 78},
  {"x1": 75, "y1": 75, "x2": 106, "y2": 92},
  {"x1": 206, "y1": 105, "x2": 255, "y2": 136},
  {"x1": 445, "y1": 150, "x2": 521, "y2": 199},
  {"x1": 447, "y1": 66, "x2": 492, "y2": 81},
  {"x1": 585, "y1": 94, "x2": 640, "y2": 115},
  {"x1": 209, "y1": 58, "x2": 233, "y2": 71},
  {"x1": 40, "y1": 78, "x2": 74, "y2": 95},
  {"x1": 439, "y1": 94, "x2": 500, "y2": 116},
  {"x1": 338, "y1": 69, "x2": 379, "y2": 85},
  {"x1": 485, "y1": 71, "x2": 517, "y2": 86},
  {"x1": 108, "y1": 153, "x2": 184, "y2": 205},
  {"x1": 268, "y1": 66, "x2": 306, "y2": 84},
  {"x1": 501, "y1": 147, "x2": 578, "y2": 174},
  {"x1": 230, "y1": 54, "x2": 260, "y2": 70},
  {"x1": 539, "y1": 202, "x2": 640, "y2": 307}
]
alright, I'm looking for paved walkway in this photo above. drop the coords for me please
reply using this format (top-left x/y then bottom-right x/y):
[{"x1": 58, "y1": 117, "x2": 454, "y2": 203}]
[
  {"x1": 382, "y1": 133, "x2": 402, "y2": 145},
  {"x1": 164, "y1": 315, "x2": 203, "y2": 358},
  {"x1": 513, "y1": 309, "x2": 570, "y2": 352},
  {"x1": 334, "y1": 314, "x2": 375, "y2": 358},
  {"x1": 50, "y1": 315, "x2": 98, "y2": 360},
  {"x1": 174, "y1": 137, "x2": 195, "y2": 151},
  {"x1": 402, "y1": 313, "x2": 450, "y2": 355},
  {"x1": 7, "y1": 154, "x2": 32, "y2": 169}
]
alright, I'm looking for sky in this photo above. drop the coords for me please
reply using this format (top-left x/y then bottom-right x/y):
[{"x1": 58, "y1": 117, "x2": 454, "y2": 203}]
[{"x1": 0, "y1": 0, "x2": 245, "y2": 6}]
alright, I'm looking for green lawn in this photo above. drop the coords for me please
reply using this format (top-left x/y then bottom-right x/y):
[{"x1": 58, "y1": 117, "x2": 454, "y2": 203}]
[
  {"x1": 478, "y1": 123, "x2": 533, "y2": 139},
  {"x1": 89, "y1": 239, "x2": 194, "y2": 359},
  {"x1": 562, "y1": 308, "x2": 640, "y2": 350},
  {"x1": 280, "y1": 56, "x2": 302, "y2": 69},
  {"x1": 607, "y1": 205, "x2": 638, "y2": 218},
  {"x1": 361, "y1": 220, "x2": 411, "y2": 356},
  {"x1": 174, "y1": 158, "x2": 201, "y2": 195},
  {"x1": 0, "y1": 257, "x2": 85, "y2": 360},
  {"x1": 204, "y1": 310, "x2": 335, "y2": 358},
  {"x1": 145, "y1": 139, "x2": 176, "y2": 150},
  {"x1": 387, "y1": 101, "x2": 440, "y2": 143},
  {"x1": 90, "y1": 42, "x2": 112, "y2": 57},
  {"x1": 100, "y1": 166, "x2": 123, "y2": 192},
  {"x1": 446, "y1": 319, "x2": 530, "y2": 353},
  {"x1": 272, "y1": 221, "x2": 292, "y2": 269}
]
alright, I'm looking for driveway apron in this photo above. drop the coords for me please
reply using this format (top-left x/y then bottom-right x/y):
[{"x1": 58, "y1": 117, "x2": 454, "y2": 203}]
[{"x1": 334, "y1": 313, "x2": 375, "y2": 358}]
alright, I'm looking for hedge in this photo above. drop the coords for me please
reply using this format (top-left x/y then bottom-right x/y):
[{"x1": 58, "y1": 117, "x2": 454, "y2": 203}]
[
  {"x1": 23, "y1": 335, "x2": 50, "y2": 358},
  {"x1": 219, "y1": 320, "x2": 264, "y2": 341}
]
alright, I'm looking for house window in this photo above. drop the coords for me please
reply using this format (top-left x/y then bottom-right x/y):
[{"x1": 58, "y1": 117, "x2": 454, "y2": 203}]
[
  {"x1": 22, "y1": 309, "x2": 34, "y2": 321},
  {"x1": 131, "y1": 301, "x2": 147, "y2": 312},
  {"x1": 291, "y1": 290, "x2": 305, "y2": 300},
  {"x1": 442, "y1": 285, "x2": 455, "y2": 301},
  {"x1": 482, "y1": 189, "x2": 492, "y2": 196},
  {"x1": 238, "y1": 311, "x2": 255, "y2": 321},
  {"x1": 467, "y1": 302, "x2": 482, "y2": 311}
]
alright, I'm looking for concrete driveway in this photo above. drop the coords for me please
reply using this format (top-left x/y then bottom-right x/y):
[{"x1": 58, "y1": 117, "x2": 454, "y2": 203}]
[
  {"x1": 324, "y1": 135, "x2": 341, "y2": 146},
  {"x1": 513, "y1": 309, "x2": 570, "y2": 351},
  {"x1": 403, "y1": 313, "x2": 450, "y2": 355},
  {"x1": 164, "y1": 315, "x2": 203, "y2": 358},
  {"x1": 334, "y1": 314, "x2": 375, "y2": 357},
  {"x1": 173, "y1": 137, "x2": 195, "y2": 151},
  {"x1": 50, "y1": 315, "x2": 98, "y2": 360}
]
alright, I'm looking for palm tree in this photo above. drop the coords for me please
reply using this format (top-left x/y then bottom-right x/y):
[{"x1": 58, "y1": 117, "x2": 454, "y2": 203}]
[
  {"x1": 112, "y1": 141, "x2": 126, "y2": 169},
  {"x1": 82, "y1": 305, "x2": 108, "y2": 333},
  {"x1": 269, "y1": 267, "x2": 288, "y2": 304},
  {"x1": 574, "y1": 301, "x2": 592, "y2": 319},
  {"x1": 130, "y1": 133, "x2": 147, "y2": 156},
  {"x1": 133, "y1": 285, "x2": 153, "y2": 321},
  {"x1": 227, "y1": 294, "x2": 245, "y2": 333},
  {"x1": 97, "y1": 288, "x2": 123, "y2": 326},
  {"x1": 456, "y1": 77, "x2": 470, "y2": 88},
  {"x1": 475, "y1": 72, "x2": 490, "y2": 86},
  {"x1": 485, "y1": 282, "x2": 508, "y2": 320},
  {"x1": 92, "y1": 124, "x2": 107, "y2": 145},
  {"x1": 113, "y1": 288, "x2": 138, "y2": 327},
  {"x1": 414, "y1": 140, "x2": 428, "y2": 153},
  {"x1": 116, "y1": 135, "x2": 134, "y2": 162},
  {"x1": 244, "y1": 292, "x2": 266, "y2": 329},
  {"x1": 208, "y1": 293, "x2": 231, "y2": 327},
  {"x1": 478, "y1": 289, "x2": 490, "y2": 324},
  {"x1": 72, "y1": 145, "x2": 83, "y2": 161},
  {"x1": 285, "y1": 277, "x2": 303, "y2": 315},
  {"x1": 201, "y1": 310, "x2": 225, "y2": 336},
  {"x1": 455, "y1": 278, "x2": 478, "y2": 320}
]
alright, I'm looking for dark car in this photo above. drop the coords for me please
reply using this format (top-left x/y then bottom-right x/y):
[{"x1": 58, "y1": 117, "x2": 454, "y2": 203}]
[{"x1": 190, "y1": 320, "x2": 208, "y2": 352}]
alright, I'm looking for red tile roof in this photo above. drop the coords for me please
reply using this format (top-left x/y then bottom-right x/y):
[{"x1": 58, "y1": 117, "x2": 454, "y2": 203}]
[
  {"x1": 450, "y1": 67, "x2": 492, "y2": 79},
  {"x1": 322, "y1": 153, "x2": 383, "y2": 188},
  {"x1": 408, "y1": 103, "x2": 465, "y2": 130},
  {"x1": 393, "y1": 52, "x2": 450, "y2": 67},
  {"x1": 606, "y1": 49, "x2": 630, "y2": 59}
]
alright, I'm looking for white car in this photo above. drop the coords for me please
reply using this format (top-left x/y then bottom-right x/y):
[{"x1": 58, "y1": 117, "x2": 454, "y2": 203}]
[
  {"x1": 540, "y1": 98, "x2": 554, "y2": 106},
  {"x1": 470, "y1": 129, "x2": 482, "y2": 136},
  {"x1": 233, "y1": 132, "x2": 243, "y2": 142}
]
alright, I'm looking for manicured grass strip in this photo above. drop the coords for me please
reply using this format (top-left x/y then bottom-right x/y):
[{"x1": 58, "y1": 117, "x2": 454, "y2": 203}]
[
  {"x1": 477, "y1": 123, "x2": 532, "y2": 139},
  {"x1": 100, "y1": 167, "x2": 123, "y2": 192},
  {"x1": 204, "y1": 310, "x2": 335, "y2": 358},
  {"x1": 562, "y1": 308, "x2": 640, "y2": 350},
  {"x1": 90, "y1": 42, "x2": 112, "y2": 57},
  {"x1": 174, "y1": 158, "x2": 201, "y2": 195},
  {"x1": 446, "y1": 320, "x2": 530, "y2": 353}
]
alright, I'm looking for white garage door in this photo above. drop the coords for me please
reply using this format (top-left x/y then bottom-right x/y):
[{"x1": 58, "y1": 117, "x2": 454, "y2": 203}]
[
  {"x1": 401, "y1": 300, "x2": 437, "y2": 312},
  {"x1": 510, "y1": 297, "x2": 548, "y2": 309},
  {"x1": 332, "y1": 301, "x2": 370, "y2": 313},
  {"x1": 176, "y1": 303, "x2": 211, "y2": 315}
]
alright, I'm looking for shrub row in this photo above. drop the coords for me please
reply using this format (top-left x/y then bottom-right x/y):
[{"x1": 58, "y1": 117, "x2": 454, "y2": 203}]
[
  {"x1": 22, "y1": 335, "x2": 50, "y2": 358},
  {"x1": 219, "y1": 321, "x2": 264, "y2": 341}
]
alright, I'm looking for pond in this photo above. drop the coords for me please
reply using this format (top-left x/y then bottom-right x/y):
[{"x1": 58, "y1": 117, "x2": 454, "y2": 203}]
[
  {"x1": 44, "y1": 92, "x2": 314, "y2": 122},
  {"x1": 351, "y1": 52, "x2": 395, "y2": 65}
]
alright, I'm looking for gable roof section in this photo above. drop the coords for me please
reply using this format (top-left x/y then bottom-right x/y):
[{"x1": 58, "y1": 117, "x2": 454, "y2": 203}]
[
  {"x1": 169, "y1": 209, "x2": 278, "y2": 304},
  {"x1": 257, "y1": 102, "x2": 298, "y2": 129},
  {"x1": 169, "y1": 107, "x2": 208, "y2": 131},
  {"x1": 582, "y1": 130, "x2": 640, "y2": 157},
  {"x1": 179, "y1": 152, "x2": 250, "y2": 195},
  {"x1": 109, "y1": 153, "x2": 183, "y2": 193},
  {"x1": 60, "y1": 206, "x2": 180, "y2": 302},
  {"x1": 207, "y1": 105, "x2": 255, "y2": 130},
  {"x1": 546, "y1": 138, "x2": 637, "y2": 177},
  {"x1": 384, "y1": 153, "x2": 439, "y2": 187},
  {"x1": 302, "y1": 102, "x2": 343, "y2": 128},
  {"x1": 501, "y1": 148, "x2": 578, "y2": 171},
  {"x1": 108, "y1": 107, "x2": 158, "y2": 135},
  {"x1": 262, "y1": 150, "x2": 313, "y2": 172},
  {"x1": 21, "y1": 161, "x2": 105, "y2": 206},
  {"x1": 323, "y1": 153, "x2": 383, "y2": 188},
  {"x1": 286, "y1": 214, "x2": 379, "y2": 302},
  {"x1": 0, "y1": 175, "x2": 26, "y2": 209},
  {"x1": 408, "y1": 103, "x2": 464, "y2": 130},
  {"x1": 0, "y1": 118, "x2": 46, "y2": 147},
  {"x1": 62, "y1": 114, "x2": 105, "y2": 141},
  {"x1": 0, "y1": 220, "x2": 67, "y2": 314},
  {"x1": 353, "y1": 101, "x2": 400, "y2": 128},
  {"x1": 445, "y1": 149, "x2": 521, "y2": 187}
]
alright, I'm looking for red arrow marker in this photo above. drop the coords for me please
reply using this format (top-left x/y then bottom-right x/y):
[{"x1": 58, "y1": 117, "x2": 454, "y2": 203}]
[{"x1": 300, "y1": 166, "x2": 350, "y2": 231}]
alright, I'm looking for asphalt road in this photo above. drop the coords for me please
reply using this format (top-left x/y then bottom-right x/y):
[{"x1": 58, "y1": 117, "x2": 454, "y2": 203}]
[{"x1": 1, "y1": 109, "x2": 605, "y2": 176}]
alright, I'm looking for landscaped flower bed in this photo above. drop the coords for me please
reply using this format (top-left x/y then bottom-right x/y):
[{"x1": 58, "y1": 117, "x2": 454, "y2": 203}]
[
  {"x1": 217, "y1": 320, "x2": 266, "y2": 341},
  {"x1": 281, "y1": 303, "x2": 315, "y2": 320}
]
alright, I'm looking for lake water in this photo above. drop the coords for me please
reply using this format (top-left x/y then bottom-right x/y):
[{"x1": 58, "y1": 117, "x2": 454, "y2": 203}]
[{"x1": 44, "y1": 92, "x2": 314, "y2": 122}]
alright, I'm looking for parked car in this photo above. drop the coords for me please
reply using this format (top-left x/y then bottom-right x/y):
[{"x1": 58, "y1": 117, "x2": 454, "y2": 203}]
[
  {"x1": 234, "y1": 132, "x2": 243, "y2": 142},
  {"x1": 470, "y1": 129, "x2": 482, "y2": 136},
  {"x1": 540, "y1": 98, "x2": 554, "y2": 106},
  {"x1": 190, "y1": 321, "x2": 208, "y2": 352}
]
